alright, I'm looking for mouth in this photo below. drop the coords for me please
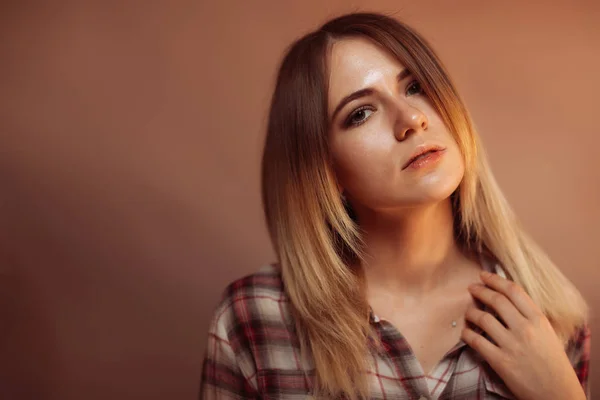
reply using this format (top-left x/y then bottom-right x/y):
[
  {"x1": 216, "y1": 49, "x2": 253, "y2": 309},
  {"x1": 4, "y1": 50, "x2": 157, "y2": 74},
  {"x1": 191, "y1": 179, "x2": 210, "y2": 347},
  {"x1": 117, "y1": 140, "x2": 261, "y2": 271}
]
[{"x1": 402, "y1": 145, "x2": 446, "y2": 170}]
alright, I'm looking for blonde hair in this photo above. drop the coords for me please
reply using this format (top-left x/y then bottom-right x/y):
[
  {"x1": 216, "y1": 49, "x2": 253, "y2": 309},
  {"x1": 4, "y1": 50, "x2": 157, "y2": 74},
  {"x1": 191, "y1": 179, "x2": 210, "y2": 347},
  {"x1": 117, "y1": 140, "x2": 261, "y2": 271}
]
[{"x1": 260, "y1": 12, "x2": 588, "y2": 400}]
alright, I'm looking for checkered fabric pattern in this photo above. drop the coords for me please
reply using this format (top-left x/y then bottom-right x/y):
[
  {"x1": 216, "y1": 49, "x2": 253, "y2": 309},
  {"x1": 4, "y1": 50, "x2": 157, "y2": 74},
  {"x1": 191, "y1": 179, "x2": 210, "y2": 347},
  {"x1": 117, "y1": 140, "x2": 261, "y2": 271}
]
[{"x1": 200, "y1": 262, "x2": 590, "y2": 399}]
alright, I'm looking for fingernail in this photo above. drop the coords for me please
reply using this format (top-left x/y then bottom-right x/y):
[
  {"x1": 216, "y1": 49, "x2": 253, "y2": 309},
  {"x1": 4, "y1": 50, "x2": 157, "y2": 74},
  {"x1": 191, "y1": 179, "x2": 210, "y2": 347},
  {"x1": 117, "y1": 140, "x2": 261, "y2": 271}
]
[{"x1": 481, "y1": 271, "x2": 492, "y2": 278}]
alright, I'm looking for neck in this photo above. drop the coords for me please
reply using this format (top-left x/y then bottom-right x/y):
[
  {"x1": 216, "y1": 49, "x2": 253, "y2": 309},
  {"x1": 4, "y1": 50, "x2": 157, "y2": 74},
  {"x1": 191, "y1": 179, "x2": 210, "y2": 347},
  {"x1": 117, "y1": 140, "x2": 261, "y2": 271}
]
[{"x1": 354, "y1": 198, "x2": 469, "y2": 296}]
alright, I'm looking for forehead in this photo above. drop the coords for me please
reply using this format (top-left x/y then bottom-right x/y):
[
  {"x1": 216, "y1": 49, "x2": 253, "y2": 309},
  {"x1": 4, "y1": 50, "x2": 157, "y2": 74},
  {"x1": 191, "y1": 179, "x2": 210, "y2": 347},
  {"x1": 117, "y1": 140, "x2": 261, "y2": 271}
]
[{"x1": 328, "y1": 37, "x2": 406, "y2": 104}]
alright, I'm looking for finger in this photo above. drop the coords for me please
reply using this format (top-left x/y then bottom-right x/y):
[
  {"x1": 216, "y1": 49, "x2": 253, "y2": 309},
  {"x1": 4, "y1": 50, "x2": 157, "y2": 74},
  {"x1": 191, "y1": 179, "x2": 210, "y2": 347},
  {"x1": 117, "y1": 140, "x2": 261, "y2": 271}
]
[
  {"x1": 464, "y1": 306, "x2": 511, "y2": 348},
  {"x1": 461, "y1": 327, "x2": 505, "y2": 371},
  {"x1": 480, "y1": 271, "x2": 541, "y2": 320},
  {"x1": 468, "y1": 284, "x2": 526, "y2": 330}
]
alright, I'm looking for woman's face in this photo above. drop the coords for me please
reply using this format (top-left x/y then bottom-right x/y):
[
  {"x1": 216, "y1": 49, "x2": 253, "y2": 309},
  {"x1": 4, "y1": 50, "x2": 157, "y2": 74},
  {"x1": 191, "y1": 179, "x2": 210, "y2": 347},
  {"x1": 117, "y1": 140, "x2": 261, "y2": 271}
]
[{"x1": 327, "y1": 37, "x2": 464, "y2": 213}]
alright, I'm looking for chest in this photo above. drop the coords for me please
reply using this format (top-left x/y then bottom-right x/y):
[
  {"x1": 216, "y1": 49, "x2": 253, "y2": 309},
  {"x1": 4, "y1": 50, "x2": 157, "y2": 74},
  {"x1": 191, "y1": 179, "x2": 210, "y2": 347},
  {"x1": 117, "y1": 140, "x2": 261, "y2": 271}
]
[
  {"x1": 383, "y1": 314, "x2": 462, "y2": 376},
  {"x1": 254, "y1": 343, "x2": 514, "y2": 399},
  {"x1": 370, "y1": 291, "x2": 475, "y2": 375}
]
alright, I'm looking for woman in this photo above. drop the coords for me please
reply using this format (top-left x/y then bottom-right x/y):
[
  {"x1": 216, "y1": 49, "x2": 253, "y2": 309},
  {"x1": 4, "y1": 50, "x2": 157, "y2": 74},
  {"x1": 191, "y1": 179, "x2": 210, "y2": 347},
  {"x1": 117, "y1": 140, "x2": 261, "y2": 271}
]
[{"x1": 200, "y1": 12, "x2": 590, "y2": 400}]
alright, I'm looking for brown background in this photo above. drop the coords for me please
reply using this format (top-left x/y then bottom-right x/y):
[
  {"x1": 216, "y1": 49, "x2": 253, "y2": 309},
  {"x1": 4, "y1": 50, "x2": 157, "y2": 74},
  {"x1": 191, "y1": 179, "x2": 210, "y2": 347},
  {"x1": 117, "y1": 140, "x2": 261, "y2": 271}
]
[{"x1": 0, "y1": 1, "x2": 598, "y2": 399}]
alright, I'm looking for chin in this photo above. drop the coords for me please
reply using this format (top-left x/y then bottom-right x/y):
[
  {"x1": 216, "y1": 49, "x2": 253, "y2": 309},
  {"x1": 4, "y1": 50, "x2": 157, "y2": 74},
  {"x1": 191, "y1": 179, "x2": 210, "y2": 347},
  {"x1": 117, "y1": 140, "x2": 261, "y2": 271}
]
[{"x1": 401, "y1": 171, "x2": 463, "y2": 206}]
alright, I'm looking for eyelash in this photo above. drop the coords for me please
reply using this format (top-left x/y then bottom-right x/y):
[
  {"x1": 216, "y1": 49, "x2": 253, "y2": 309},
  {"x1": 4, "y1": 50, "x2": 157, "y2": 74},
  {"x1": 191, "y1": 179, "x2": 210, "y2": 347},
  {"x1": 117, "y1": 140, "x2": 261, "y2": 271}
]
[{"x1": 343, "y1": 80, "x2": 424, "y2": 128}]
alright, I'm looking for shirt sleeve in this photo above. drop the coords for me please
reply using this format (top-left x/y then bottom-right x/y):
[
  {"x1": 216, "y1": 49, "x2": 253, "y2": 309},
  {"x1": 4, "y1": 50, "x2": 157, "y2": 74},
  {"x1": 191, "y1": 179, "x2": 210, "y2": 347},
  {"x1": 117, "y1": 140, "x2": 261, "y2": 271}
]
[
  {"x1": 199, "y1": 305, "x2": 258, "y2": 399},
  {"x1": 566, "y1": 324, "x2": 591, "y2": 399}
]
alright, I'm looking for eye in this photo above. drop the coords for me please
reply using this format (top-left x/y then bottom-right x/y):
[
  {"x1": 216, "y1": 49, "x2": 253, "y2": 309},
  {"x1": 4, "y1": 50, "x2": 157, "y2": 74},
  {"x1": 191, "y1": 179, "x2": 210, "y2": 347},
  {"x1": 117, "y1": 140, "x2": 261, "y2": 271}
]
[
  {"x1": 345, "y1": 106, "x2": 374, "y2": 128},
  {"x1": 406, "y1": 80, "x2": 424, "y2": 96}
]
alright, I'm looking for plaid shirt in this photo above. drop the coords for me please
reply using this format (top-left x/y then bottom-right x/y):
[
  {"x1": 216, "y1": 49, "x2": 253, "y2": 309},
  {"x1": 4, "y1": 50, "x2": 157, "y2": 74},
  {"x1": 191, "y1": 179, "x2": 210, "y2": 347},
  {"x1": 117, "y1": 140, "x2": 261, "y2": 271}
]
[{"x1": 200, "y1": 262, "x2": 590, "y2": 399}]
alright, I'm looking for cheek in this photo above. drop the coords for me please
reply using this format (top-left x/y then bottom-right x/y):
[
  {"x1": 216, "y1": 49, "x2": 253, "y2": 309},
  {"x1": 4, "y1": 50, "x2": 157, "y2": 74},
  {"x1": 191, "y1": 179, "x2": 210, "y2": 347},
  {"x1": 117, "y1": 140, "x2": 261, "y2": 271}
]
[
  {"x1": 449, "y1": 141, "x2": 466, "y2": 178},
  {"x1": 418, "y1": 147, "x2": 465, "y2": 193},
  {"x1": 447, "y1": 150, "x2": 466, "y2": 189},
  {"x1": 332, "y1": 151, "x2": 375, "y2": 190},
  {"x1": 331, "y1": 141, "x2": 393, "y2": 193}
]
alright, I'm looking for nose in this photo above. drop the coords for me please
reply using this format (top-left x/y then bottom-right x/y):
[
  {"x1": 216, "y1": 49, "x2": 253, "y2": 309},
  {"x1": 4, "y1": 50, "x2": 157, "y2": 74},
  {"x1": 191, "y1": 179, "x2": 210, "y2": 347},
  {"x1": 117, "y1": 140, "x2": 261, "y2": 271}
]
[{"x1": 393, "y1": 102, "x2": 428, "y2": 141}]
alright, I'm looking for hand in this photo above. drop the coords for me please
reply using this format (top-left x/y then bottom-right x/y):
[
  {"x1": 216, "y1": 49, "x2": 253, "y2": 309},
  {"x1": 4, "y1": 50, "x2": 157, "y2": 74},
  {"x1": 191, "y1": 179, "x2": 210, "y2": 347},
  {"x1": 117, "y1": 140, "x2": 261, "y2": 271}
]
[{"x1": 461, "y1": 270, "x2": 585, "y2": 400}]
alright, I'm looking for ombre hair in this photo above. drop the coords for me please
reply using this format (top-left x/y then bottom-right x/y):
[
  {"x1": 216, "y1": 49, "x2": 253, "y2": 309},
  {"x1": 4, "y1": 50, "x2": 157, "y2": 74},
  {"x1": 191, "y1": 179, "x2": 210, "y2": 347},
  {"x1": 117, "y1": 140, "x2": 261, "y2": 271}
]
[{"x1": 260, "y1": 12, "x2": 587, "y2": 400}]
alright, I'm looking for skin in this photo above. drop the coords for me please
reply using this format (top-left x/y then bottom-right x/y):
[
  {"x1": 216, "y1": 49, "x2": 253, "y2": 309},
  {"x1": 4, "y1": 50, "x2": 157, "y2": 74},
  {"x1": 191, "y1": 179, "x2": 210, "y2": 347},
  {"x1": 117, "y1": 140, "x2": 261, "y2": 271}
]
[
  {"x1": 465, "y1": 272, "x2": 586, "y2": 399},
  {"x1": 326, "y1": 37, "x2": 584, "y2": 399}
]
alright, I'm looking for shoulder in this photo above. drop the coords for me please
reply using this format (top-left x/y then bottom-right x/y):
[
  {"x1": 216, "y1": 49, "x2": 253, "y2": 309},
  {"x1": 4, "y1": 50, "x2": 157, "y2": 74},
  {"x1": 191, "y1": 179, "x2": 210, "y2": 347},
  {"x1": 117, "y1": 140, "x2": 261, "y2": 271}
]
[
  {"x1": 207, "y1": 263, "x2": 293, "y2": 340},
  {"x1": 202, "y1": 264, "x2": 292, "y2": 395},
  {"x1": 565, "y1": 323, "x2": 591, "y2": 362},
  {"x1": 206, "y1": 263, "x2": 303, "y2": 375},
  {"x1": 221, "y1": 263, "x2": 285, "y2": 303},
  {"x1": 564, "y1": 324, "x2": 591, "y2": 396}
]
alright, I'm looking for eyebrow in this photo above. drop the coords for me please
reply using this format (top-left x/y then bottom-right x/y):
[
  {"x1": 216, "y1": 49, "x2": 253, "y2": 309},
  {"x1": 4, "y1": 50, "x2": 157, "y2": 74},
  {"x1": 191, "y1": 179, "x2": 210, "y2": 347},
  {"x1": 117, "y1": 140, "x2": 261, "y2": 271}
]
[{"x1": 330, "y1": 69, "x2": 412, "y2": 122}]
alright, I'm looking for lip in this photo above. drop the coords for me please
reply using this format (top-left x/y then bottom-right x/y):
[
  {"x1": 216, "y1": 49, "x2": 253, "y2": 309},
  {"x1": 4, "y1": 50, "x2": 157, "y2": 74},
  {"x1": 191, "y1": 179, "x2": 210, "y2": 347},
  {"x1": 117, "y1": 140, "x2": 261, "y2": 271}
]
[{"x1": 402, "y1": 144, "x2": 447, "y2": 170}]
